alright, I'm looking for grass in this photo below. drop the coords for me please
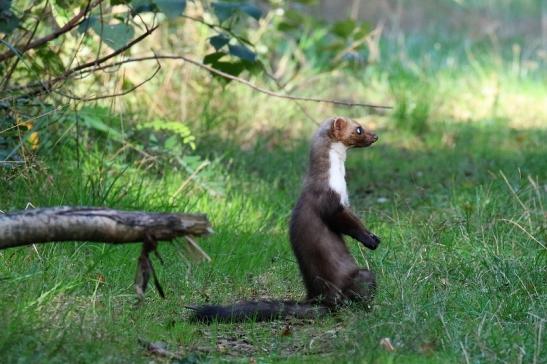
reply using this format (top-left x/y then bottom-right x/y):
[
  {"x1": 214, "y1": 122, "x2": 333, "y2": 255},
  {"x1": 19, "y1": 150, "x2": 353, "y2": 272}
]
[
  {"x1": 1, "y1": 114, "x2": 545, "y2": 363},
  {"x1": 1, "y1": 22, "x2": 546, "y2": 364}
]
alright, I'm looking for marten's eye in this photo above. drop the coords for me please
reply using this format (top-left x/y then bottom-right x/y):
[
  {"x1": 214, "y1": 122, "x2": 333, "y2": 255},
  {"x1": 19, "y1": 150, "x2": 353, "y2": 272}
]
[{"x1": 356, "y1": 127, "x2": 363, "y2": 135}]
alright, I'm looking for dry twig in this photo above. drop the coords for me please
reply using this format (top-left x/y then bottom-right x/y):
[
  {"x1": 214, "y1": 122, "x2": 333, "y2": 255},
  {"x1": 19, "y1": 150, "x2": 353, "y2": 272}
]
[{"x1": 36, "y1": 54, "x2": 392, "y2": 109}]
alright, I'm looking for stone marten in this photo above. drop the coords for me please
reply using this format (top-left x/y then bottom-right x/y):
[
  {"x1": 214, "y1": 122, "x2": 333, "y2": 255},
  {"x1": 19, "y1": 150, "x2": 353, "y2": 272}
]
[{"x1": 190, "y1": 117, "x2": 380, "y2": 322}]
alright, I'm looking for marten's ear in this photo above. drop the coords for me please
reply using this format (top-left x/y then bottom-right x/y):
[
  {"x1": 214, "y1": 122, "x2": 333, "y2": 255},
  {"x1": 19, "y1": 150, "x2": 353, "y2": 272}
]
[{"x1": 331, "y1": 117, "x2": 347, "y2": 133}]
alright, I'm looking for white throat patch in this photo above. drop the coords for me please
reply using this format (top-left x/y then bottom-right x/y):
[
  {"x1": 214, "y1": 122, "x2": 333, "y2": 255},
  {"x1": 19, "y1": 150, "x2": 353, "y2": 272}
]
[{"x1": 328, "y1": 142, "x2": 349, "y2": 206}]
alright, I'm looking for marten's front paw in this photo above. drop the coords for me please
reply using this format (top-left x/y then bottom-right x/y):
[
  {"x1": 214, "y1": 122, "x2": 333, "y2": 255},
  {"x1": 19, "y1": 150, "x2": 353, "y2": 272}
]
[
  {"x1": 360, "y1": 233, "x2": 380, "y2": 250},
  {"x1": 367, "y1": 233, "x2": 380, "y2": 250}
]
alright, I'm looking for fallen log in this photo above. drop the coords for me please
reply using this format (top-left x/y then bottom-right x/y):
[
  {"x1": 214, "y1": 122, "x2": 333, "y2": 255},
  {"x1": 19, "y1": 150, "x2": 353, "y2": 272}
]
[
  {"x1": 0, "y1": 207, "x2": 211, "y2": 248},
  {"x1": 0, "y1": 207, "x2": 212, "y2": 300}
]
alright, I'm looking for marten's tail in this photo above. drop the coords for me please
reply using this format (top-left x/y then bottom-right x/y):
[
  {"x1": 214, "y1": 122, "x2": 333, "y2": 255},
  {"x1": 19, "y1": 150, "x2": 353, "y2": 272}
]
[{"x1": 187, "y1": 300, "x2": 329, "y2": 323}]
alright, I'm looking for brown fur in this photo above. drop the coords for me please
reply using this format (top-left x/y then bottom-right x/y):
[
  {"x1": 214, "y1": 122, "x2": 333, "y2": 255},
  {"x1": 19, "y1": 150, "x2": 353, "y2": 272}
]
[
  {"x1": 190, "y1": 117, "x2": 379, "y2": 322},
  {"x1": 290, "y1": 116, "x2": 379, "y2": 308}
]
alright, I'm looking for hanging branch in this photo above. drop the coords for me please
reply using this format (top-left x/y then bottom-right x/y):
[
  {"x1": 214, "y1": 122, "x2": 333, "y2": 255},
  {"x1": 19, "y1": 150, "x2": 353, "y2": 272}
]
[
  {"x1": 5, "y1": 24, "x2": 160, "y2": 96},
  {"x1": 10, "y1": 53, "x2": 392, "y2": 109},
  {"x1": 113, "y1": 55, "x2": 393, "y2": 108},
  {"x1": 54, "y1": 61, "x2": 162, "y2": 101}
]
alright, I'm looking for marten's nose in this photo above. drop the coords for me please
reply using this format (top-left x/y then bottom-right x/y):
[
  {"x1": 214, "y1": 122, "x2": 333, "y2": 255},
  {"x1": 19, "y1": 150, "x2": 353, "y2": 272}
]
[{"x1": 371, "y1": 134, "x2": 378, "y2": 141}]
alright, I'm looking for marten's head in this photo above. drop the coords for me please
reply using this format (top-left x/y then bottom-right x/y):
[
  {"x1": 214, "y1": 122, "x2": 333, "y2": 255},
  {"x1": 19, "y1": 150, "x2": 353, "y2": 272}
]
[{"x1": 328, "y1": 116, "x2": 378, "y2": 148}]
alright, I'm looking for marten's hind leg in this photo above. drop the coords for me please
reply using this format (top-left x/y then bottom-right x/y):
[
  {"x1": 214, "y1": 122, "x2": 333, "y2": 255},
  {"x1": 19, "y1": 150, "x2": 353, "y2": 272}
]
[{"x1": 344, "y1": 269, "x2": 376, "y2": 306}]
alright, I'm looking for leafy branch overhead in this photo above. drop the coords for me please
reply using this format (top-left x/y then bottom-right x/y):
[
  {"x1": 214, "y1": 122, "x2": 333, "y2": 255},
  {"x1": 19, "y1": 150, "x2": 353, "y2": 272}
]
[
  {"x1": 0, "y1": 0, "x2": 265, "y2": 81},
  {"x1": 0, "y1": 0, "x2": 383, "y2": 94},
  {"x1": 0, "y1": 0, "x2": 389, "y2": 166}
]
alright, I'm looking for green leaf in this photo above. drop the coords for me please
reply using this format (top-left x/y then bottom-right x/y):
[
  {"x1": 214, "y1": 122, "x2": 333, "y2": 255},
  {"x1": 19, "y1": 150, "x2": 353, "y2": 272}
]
[
  {"x1": 247, "y1": 59, "x2": 265, "y2": 75},
  {"x1": 52, "y1": 0, "x2": 73, "y2": 8},
  {"x1": 209, "y1": 61, "x2": 246, "y2": 78},
  {"x1": 0, "y1": 19, "x2": 18, "y2": 33},
  {"x1": 138, "y1": 120, "x2": 195, "y2": 150},
  {"x1": 51, "y1": 0, "x2": 73, "y2": 25},
  {"x1": 212, "y1": 2, "x2": 235, "y2": 23},
  {"x1": 77, "y1": 16, "x2": 98, "y2": 33},
  {"x1": 154, "y1": 0, "x2": 186, "y2": 18},
  {"x1": 35, "y1": 48, "x2": 65, "y2": 74},
  {"x1": 212, "y1": 2, "x2": 262, "y2": 23},
  {"x1": 239, "y1": 4, "x2": 262, "y2": 20},
  {"x1": 207, "y1": 59, "x2": 259, "y2": 84},
  {"x1": 92, "y1": 22, "x2": 135, "y2": 50},
  {"x1": 0, "y1": 0, "x2": 12, "y2": 11},
  {"x1": 354, "y1": 23, "x2": 371, "y2": 39},
  {"x1": 228, "y1": 44, "x2": 256, "y2": 62},
  {"x1": 129, "y1": 0, "x2": 186, "y2": 18},
  {"x1": 137, "y1": 120, "x2": 192, "y2": 136},
  {"x1": 164, "y1": 135, "x2": 177, "y2": 150},
  {"x1": 277, "y1": 9, "x2": 303, "y2": 32},
  {"x1": 79, "y1": 107, "x2": 123, "y2": 141},
  {"x1": 203, "y1": 52, "x2": 226, "y2": 65},
  {"x1": 130, "y1": 0, "x2": 157, "y2": 15},
  {"x1": 0, "y1": 5, "x2": 19, "y2": 33},
  {"x1": 331, "y1": 19, "x2": 356, "y2": 38},
  {"x1": 209, "y1": 34, "x2": 230, "y2": 50}
]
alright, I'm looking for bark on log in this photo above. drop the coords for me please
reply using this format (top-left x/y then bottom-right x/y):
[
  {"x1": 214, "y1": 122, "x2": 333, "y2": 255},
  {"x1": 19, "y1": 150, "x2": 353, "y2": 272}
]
[{"x1": 0, "y1": 207, "x2": 211, "y2": 249}]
